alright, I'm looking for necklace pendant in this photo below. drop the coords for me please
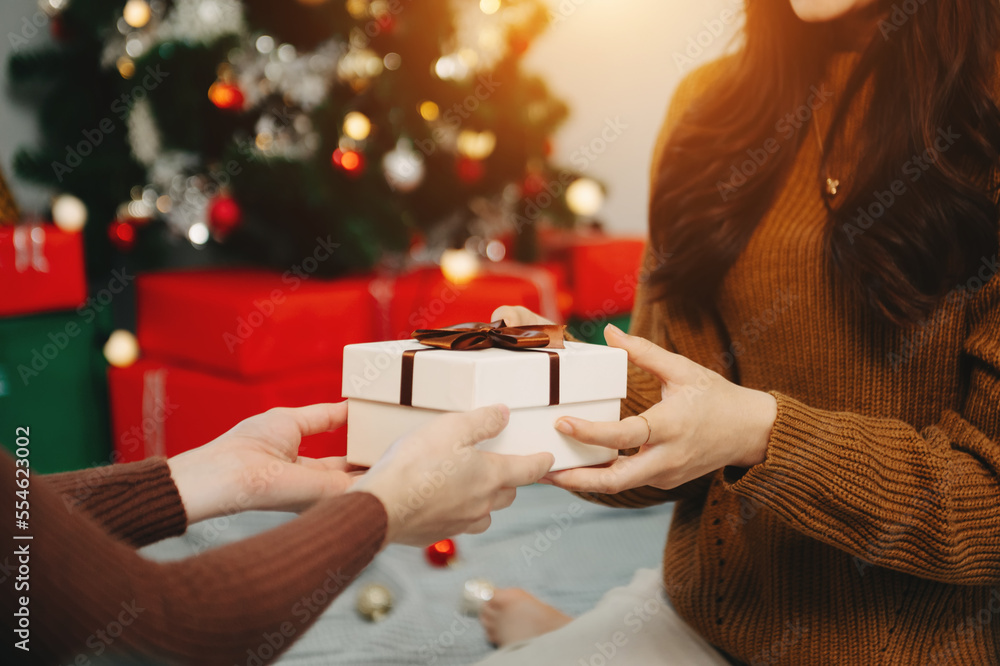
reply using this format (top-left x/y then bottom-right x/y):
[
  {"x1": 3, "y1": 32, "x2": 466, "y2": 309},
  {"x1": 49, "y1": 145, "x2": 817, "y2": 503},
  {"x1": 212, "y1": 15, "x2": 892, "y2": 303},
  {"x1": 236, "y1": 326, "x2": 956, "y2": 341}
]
[{"x1": 825, "y1": 177, "x2": 840, "y2": 197}]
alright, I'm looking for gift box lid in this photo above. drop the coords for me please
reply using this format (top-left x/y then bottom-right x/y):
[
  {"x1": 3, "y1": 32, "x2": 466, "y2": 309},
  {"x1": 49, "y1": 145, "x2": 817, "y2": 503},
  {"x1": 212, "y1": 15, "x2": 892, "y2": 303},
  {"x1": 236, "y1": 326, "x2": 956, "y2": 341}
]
[{"x1": 342, "y1": 339, "x2": 626, "y2": 411}]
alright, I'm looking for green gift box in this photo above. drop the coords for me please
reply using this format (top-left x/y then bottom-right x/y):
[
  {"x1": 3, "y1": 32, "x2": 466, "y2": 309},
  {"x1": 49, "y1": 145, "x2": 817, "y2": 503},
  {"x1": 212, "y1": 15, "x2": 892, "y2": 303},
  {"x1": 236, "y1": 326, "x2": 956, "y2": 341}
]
[{"x1": 0, "y1": 310, "x2": 111, "y2": 473}]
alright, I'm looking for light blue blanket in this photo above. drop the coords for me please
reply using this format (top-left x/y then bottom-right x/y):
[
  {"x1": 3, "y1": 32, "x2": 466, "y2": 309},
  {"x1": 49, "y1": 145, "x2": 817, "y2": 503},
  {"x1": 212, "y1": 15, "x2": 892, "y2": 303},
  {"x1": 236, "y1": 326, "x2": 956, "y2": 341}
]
[{"x1": 142, "y1": 484, "x2": 674, "y2": 665}]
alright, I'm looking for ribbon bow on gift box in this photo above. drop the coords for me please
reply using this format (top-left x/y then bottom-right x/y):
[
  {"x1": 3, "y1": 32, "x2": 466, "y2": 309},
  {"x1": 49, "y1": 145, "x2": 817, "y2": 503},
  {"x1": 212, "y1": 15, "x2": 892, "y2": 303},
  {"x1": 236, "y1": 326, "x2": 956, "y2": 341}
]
[
  {"x1": 412, "y1": 320, "x2": 565, "y2": 351},
  {"x1": 400, "y1": 320, "x2": 567, "y2": 407}
]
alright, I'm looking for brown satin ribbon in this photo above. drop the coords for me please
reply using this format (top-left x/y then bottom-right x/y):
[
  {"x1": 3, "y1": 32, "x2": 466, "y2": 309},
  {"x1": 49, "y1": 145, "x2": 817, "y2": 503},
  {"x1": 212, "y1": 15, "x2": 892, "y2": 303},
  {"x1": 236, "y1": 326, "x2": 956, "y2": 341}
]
[{"x1": 400, "y1": 321, "x2": 564, "y2": 407}]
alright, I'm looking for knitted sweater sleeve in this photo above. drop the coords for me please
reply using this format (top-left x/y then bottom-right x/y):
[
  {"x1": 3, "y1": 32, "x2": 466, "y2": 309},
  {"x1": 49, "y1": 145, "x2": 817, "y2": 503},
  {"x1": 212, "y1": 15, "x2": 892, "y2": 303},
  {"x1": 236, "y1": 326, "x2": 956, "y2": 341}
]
[
  {"x1": 2, "y1": 450, "x2": 386, "y2": 664},
  {"x1": 724, "y1": 274, "x2": 1000, "y2": 585},
  {"x1": 43, "y1": 458, "x2": 188, "y2": 548}
]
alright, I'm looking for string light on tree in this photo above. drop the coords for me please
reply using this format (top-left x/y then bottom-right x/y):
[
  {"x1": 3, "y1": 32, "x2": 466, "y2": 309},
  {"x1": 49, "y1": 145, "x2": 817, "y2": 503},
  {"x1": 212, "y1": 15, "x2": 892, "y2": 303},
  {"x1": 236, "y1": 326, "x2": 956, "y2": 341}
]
[
  {"x1": 480, "y1": 0, "x2": 501, "y2": 15},
  {"x1": 457, "y1": 130, "x2": 496, "y2": 160},
  {"x1": 342, "y1": 111, "x2": 371, "y2": 141},
  {"x1": 382, "y1": 139, "x2": 425, "y2": 192},
  {"x1": 419, "y1": 101, "x2": 439, "y2": 121},
  {"x1": 345, "y1": 0, "x2": 369, "y2": 19},
  {"x1": 51, "y1": 194, "x2": 87, "y2": 232},
  {"x1": 122, "y1": 0, "x2": 152, "y2": 29},
  {"x1": 332, "y1": 148, "x2": 365, "y2": 177},
  {"x1": 566, "y1": 177, "x2": 605, "y2": 217},
  {"x1": 440, "y1": 249, "x2": 480, "y2": 285},
  {"x1": 188, "y1": 222, "x2": 210, "y2": 245},
  {"x1": 39, "y1": 0, "x2": 69, "y2": 17},
  {"x1": 103, "y1": 330, "x2": 140, "y2": 368}
]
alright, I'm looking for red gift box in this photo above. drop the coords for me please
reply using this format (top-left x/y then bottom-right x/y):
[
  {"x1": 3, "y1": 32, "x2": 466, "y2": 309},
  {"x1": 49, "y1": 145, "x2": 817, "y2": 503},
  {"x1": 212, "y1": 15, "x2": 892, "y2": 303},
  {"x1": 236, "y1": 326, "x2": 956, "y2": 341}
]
[
  {"x1": 541, "y1": 233, "x2": 645, "y2": 318},
  {"x1": 0, "y1": 224, "x2": 86, "y2": 317},
  {"x1": 384, "y1": 264, "x2": 567, "y2": 338},
  {"x1": 109, "y1": 358, "x2": 346, "y2": 463},
  {"x1": 137, "y1": 270, "x2": 378, "y2": 379}
]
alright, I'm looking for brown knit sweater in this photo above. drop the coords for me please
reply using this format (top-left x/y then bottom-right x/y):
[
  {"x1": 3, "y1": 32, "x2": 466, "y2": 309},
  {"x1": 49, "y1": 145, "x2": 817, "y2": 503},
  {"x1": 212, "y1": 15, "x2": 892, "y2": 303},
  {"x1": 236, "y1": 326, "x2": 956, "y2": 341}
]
[
  {"x1": 1, "y1": 451, "x2": 386, "y2": 664},
  {"x1": 580, "y1": 53, "x2": 1000, "y2": 664}
]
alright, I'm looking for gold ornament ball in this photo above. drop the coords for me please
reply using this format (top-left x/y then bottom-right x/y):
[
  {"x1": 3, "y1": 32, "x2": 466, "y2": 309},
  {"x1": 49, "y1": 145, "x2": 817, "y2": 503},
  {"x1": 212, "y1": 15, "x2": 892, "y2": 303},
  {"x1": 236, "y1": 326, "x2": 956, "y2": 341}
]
[
  {"x1": 103, "y1": 330, "x2": 140, "y2": 368},
  {"x1": 356, "y1": 583, "x2": 393, "y2": 622}
]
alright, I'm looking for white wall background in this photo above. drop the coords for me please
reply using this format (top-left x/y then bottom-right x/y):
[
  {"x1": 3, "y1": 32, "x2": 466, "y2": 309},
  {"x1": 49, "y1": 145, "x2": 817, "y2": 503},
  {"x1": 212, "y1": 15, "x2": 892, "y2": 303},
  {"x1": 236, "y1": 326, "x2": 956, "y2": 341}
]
[{"x1": 0, "y1": 0, "x2": 742, "y2": 234}]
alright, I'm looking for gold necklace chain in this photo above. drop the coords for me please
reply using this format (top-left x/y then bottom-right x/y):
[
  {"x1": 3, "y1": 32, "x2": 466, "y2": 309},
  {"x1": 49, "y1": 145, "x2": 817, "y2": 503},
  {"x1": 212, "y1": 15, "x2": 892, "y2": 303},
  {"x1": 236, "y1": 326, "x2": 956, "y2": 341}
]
[{"x1": 812, "y1": 111, "x2": 840, "y2": 197}]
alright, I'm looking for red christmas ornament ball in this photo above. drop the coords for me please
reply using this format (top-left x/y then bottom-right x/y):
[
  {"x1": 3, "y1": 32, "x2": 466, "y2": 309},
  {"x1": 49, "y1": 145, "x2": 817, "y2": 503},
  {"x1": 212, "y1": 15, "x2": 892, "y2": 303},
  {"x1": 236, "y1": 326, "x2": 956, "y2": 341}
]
[
  {"x1": 108, "y1": 220, "x2": 136, "y2": 251},
  {"x1": 375, "y1": 14, "x2": 396, "y2": 33},
  {"x1": 456, "y1": 157, "x2": 484, "y2": 185},
  {"x1": 522, "y1": 173, "x2": 547, "y2": 197},
  {"x1": 208, "y1": 195, "x2": 242, "y2": 237},
  {"x1": 425, "y1": 539, "x2": 458, "y2": 567}
]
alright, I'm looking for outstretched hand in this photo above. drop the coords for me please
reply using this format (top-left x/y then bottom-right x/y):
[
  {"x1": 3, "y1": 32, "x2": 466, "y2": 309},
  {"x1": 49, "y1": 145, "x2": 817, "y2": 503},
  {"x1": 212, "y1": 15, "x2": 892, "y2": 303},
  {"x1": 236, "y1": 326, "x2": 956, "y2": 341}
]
[
  {"x1": 544, "y1": 325, "x2": 777, "y2": 495},
  {"x1": 168, "y1": 403, "x2": 361, "y2": 524}
]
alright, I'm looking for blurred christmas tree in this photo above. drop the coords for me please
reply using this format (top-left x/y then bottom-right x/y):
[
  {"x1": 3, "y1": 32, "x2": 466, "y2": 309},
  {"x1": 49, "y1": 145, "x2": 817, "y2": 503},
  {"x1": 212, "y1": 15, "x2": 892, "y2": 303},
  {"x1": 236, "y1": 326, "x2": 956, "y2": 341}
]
[{"x1": 9, "y1": 0, "x2": 584, "y2": 279}]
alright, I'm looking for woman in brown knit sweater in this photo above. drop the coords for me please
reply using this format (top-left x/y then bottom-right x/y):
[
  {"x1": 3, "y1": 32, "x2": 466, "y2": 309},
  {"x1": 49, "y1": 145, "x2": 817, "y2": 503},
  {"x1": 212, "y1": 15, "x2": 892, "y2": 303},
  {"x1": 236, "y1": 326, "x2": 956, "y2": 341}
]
[
  {"x1": 480, "y1": 0, "x2": 1000, "y2": 664},
  {"x1": 1, "y1": 403, "x2": 553, "y2": 664}
]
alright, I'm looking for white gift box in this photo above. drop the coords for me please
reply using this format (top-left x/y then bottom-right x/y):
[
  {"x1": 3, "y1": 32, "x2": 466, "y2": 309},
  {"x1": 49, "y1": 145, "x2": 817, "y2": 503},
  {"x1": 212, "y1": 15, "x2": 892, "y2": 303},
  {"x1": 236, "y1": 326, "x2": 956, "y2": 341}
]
[{"x1": 342, "y1": 339, "x2": 627, "y2": 471}]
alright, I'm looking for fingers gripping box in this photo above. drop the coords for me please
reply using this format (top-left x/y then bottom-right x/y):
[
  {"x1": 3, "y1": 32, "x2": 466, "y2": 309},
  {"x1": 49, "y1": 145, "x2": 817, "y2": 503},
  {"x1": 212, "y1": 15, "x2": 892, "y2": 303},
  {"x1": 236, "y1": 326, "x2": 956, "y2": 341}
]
[{"x1": 342, "y1": 339, "x2": 627, "y2": 471}]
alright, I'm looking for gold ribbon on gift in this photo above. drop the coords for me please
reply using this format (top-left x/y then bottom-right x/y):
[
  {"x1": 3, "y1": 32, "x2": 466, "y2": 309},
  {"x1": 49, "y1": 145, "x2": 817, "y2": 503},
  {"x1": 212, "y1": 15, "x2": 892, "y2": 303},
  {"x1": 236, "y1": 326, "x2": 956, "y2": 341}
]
[{"x1": 400, "y1": 320, "x2": 566, "y2": 407}]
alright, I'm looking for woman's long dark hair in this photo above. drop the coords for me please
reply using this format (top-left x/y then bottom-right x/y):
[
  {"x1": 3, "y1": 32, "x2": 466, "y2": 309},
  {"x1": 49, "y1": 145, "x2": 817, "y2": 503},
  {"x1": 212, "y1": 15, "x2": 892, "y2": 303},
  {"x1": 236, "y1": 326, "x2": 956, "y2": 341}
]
[{"x1": 649, "y1": 0, "x2": 1000, "y2": 327}]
